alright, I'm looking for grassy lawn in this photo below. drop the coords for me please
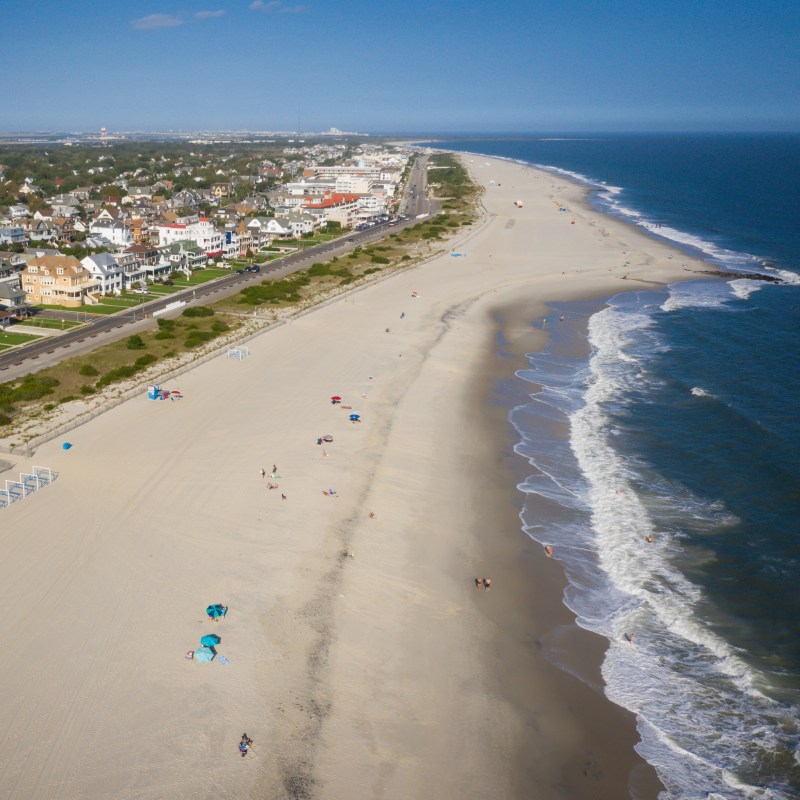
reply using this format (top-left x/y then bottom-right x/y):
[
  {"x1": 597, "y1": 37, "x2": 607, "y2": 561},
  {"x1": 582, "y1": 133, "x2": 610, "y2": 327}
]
[
  {"x1": 17, "y1": 318, "x2": 83, "y2": 330},
  {"x1": 0, "y1": 331, "x2": 38, "y2": 346},
  {"x1": 169, "y1": 268, "x2": 231, "y2": 287}
]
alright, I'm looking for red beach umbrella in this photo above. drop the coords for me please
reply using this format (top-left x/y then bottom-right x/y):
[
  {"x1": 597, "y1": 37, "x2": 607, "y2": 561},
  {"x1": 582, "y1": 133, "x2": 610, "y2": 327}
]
[{"x1": 331, "y1": 396, "x2": 342, "y2": 401}]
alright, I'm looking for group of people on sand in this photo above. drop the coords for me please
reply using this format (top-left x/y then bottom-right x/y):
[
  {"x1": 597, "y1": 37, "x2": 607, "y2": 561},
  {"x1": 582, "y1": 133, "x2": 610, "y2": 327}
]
[{"x1": 474, "y1": 577, "x2": 492, "y2": 591}]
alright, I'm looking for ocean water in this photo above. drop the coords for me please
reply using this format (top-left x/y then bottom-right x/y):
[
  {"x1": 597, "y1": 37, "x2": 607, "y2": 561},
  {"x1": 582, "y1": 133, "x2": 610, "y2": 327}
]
[{"x1": 426, "y1": 135, "x2": 800, "y2": 799}]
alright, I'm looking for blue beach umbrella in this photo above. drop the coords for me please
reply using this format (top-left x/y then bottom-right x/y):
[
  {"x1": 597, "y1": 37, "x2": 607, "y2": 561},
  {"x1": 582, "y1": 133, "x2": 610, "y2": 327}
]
[
  {"x1": 200, "y1": 634, "x2": 221, "y2": 647},
  {"x1": 349, "y1": 414, "x2": 360, "y2": 421},
  {"x1": 193, "y1": 646, "x2": 216, "y2": 663},
  {"x1": 206, "y1": 604, "x2": 225, "y2": 619}
]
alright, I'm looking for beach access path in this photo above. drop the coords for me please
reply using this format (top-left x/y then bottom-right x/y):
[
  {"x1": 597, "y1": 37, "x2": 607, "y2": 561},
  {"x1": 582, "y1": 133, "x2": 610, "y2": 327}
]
[{"x1": 0, "y1": 155, "x2": 697, "y2": 799}]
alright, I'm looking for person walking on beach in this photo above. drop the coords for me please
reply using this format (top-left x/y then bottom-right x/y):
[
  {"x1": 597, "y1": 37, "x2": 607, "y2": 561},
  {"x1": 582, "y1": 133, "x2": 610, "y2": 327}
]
[
  {"x1": 272, "y1": 464, "x2": 277, "y2": 475},
  {"x1": 281, "y1": 493, "x2": 287, "y2": 500},
  {"x1": 483, "y1": 577, "x2": 492, "y2": 591},
  {"x1": 260, "y1": 467, "x2": 266, "y2": 478},
  {"x1": 474, "y1": 577, "x2": 482, "y2": 590},
  {"x1": 239, "y1": 733, "x2": 253, "y2": 757}
]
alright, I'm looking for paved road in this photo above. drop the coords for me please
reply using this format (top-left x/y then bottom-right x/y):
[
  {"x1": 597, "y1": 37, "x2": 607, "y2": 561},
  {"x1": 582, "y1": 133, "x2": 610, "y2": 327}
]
[
  {"x1": 0, "y1": 166, "x2": 429, "y2": 376},
  {"x1": 402, "y1": 154, "x2": 435, "y2": 218}
]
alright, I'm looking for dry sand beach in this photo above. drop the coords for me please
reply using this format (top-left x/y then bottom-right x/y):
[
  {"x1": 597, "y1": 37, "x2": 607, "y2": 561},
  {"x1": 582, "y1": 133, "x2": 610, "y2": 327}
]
[{"x1": 0, "y1": 156, "x2": 700, "y2": 799}]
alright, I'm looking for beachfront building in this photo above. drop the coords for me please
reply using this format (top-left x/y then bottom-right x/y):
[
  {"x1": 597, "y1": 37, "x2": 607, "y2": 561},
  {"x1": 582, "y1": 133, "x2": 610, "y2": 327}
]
[
  {"x1": 22, "y1": 255, "x2": 99, "y2": 307},
  {"x1": 302, "y1": 193, "x2": 361, "y2": 228},
  {"x1": 162, "y1": 240, "x2": 208, "y2": 269},
  {"x1": 0, "y1": 278, "x2": 28, "y2": 317},
  {"x1": 278, "y1": 210, "x2": 317, "y2": 238},
  {"x1": 157, "y1": 218, "x2": 224, "y2": 258},
  {"x1": 81, "y1": 252, "x2": 125, "y2": 295},
  {"x1": 245, "y1": 217, "x2": 293, "y2": 245}
]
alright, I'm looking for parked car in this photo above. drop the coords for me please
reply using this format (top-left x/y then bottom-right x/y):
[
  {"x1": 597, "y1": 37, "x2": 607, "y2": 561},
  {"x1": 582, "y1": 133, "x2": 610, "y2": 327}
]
[
  {"x1": 246, "y1": 265, "x2": 260, "y2": 273},
  {"x1": 236, "y1": 268, "x2": 246, "y2": 275}
]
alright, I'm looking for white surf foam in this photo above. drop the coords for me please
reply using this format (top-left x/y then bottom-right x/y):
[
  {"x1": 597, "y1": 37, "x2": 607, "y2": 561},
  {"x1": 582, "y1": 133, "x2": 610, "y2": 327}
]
[{"x1": 512, "y1": 295, "x2": 800, "y2": 800}]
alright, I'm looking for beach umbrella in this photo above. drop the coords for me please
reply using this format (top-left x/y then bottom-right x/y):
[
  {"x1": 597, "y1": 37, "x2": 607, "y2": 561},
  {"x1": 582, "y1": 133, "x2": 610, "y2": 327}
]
[
  {"x1": 200, "y1": 634, "x2": 221, "y2": 647},
  {"x1": 194, "y1": 646, "x2": 216, "y2": 663},
  {"x1": 330, "y1": 395, "x2": 342, "y2": 401},
  {"x1": 322, "y1": 435, "x2": 334, "y2": 442},
  {"x1": 349, "y1": 414, "x2": 360, "y2": 421},
  {"x1": 206, "y1": 604, "x2": 225, "y2": 619}
]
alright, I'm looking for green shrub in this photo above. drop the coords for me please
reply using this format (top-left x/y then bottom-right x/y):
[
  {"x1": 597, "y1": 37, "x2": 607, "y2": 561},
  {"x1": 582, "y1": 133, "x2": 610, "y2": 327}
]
[
  {"x1": 134, "y1": 354, "x2": 157, "y2": 369},
  {"x1": 59, "y1": 395, "x2": 78, "y2": 404},
  {"x1": 401, "y1": 255, "x2": 412, "y2": 261},
  {"x1": 9, "y1": 375, "x2": 60, "y2": 403},
  {"x1": 96, "y1": 364, "x2": 139, "y2": 388},
  {"x1": 80, "y1": 385, "x2": 96, "y2": 395},
  {"x1": 156, "y1": 318, "x2": 175, "y2": 330},
  {"x1": 185, "y1": 331, "x2": 214, "y2": 349},
  {"x1": 182, "y1": 305, "x2": 215, "y2": 317},
  {"x1": 79, "y1": 364, "x2": 99, "y2": 377},
  {"x1": 126, "y1": 335, "x2": 146, "y2": 350},
  {"x1": 210, "y1": 320, "x2": 230, "y2": 333},
  {"x1": 0, "y1": 413, "x2": 11, "y2": 426},
  {"x1": 370, "y1": 255, "x2": 389, "y2": 264},
  {"x1": 43, "y1": 403, "x2": 55, "y2": 411},
  {"x1": 154, "y1": 331, "x2": 175, "y2": 340},
  {"x1": 363, "y1": 267, "x2": 381, "y2": 275}
]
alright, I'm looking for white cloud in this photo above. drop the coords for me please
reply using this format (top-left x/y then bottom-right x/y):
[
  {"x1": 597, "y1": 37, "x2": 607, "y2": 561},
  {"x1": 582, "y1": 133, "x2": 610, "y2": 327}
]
[
  {"x1": 131, "y1": 13, "x2": 184, "y2": 30},
  {"x1": 249, "y1": 0, "x2": 307, "y2": 13},
  {"x1": 195, "y1": 9, "x2": 225, "y2": 19}
]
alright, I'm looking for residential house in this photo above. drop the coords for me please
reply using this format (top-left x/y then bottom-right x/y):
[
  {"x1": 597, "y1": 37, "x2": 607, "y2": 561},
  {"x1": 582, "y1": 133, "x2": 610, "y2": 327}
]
[
  {"x1": 122, "y1": 243, "x2": 160, "y2": 266},
  {"x1": 22, "y1": 255, "x2": 99, "y2": 307},
  {"x1": 281, "y1": 210, "x2": 317, "y2": 238},
  {"x1": 70, "y1": 187, "x2": 92, "y2": 201},
  {"x1": 162, "y1": 240, "x2": 208, "y2": 269},
  {"x1": 18, "y1": 179, "x2": 40, "y2": 196},
  {"x1": 89, "y1": 218, "x2": 132, "y2": 246},
  {"x1": 81, "y1": 252, "x2": 125, "y2": 295},
  {"x1": 245, "y1": 217, "x2": 292, "y2": 244},
  {"x1": 26, "y1": 218, "x2": 63, "y2": 243},
  {"x1": 0, "y1": 277, "x2": 28, "y2": 316},
  {"x1": 0, "y1": 226, "x2": 28, "y2": 246},
  {"x1": 157, "y1": 218, "x2": 224, "y2": 257},
  {"x1": 211, "y1": 182, "x2": 233, "y2": 199},
  {"x1": 171, "y1": 188, "x2": 202, "y2": 211}
]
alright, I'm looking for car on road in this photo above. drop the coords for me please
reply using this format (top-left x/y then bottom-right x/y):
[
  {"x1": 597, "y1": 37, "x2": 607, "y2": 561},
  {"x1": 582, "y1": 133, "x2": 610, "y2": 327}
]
[
  {"x1": 346, "y1": 238, "x2": 355, "y2": 243},
  {"x1": 246, "y1": 265, "x2": 260, "y2": 273},
  {"x1": 236, "y1": 268, "x2": 246, "y2": 274}
]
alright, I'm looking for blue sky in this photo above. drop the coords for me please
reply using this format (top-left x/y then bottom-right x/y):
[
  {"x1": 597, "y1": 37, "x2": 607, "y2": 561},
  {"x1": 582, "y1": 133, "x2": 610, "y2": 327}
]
[{"x1": 3, "y1": 0, "x2": 799, "y2": 133}]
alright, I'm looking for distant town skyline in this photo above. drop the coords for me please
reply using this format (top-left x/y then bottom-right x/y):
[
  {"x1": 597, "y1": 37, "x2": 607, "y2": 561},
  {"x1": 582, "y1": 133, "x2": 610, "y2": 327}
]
[{"x1": 3, "y1": 0, "x2": 799, "y2": 133}]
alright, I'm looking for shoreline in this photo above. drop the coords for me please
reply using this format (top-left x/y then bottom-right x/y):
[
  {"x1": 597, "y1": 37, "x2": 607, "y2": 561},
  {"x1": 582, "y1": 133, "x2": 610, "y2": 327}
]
[
  {"x1": 467, "y1": 290, "x2": 666, "y2": 798},
  {"x1": 0, "y1": 154, "x2": 701, "y2": 799}
]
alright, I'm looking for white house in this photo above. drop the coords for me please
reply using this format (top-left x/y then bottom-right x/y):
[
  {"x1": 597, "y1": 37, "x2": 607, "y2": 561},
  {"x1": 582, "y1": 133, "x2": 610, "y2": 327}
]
[
  {"x1": 81, "y1": 253, "x2": 125, "y2": 294},
  {"x1": 89, "y1": 219, "x2": 132, "y2": 246},
  {"x1": 157, "y1": 218, "x2": 224, "y2": 257}
]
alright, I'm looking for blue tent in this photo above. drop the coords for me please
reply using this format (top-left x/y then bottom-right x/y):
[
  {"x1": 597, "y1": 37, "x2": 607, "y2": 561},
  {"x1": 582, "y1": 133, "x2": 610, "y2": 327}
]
[
  {"x1": 200, "y1": 634, "x2": 221, "y2": 647},
  {"x1": 194, "y1": 646, "x2": 216, "y2": 663}
]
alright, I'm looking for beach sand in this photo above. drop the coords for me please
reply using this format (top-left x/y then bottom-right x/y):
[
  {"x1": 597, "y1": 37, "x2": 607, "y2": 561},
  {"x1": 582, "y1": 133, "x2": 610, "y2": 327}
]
[{"x1": 0, "y1": 156, "x2": 696, "y2": 799}]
